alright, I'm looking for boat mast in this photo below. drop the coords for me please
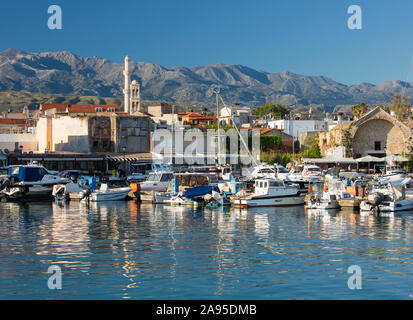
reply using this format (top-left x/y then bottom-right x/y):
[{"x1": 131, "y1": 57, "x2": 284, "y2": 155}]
[
  {"x1": 218, "y1": 94, "x2": 258, "y2": 167},
  {"x1": 171, "y1": 103, "x2": 175, "y2": 165},
  {"x1": 215, "y1": 88, "x2": 221, "y2": 165},
  {"x1": 291, "y1": 116, "x2": 295, "y2": 165}
]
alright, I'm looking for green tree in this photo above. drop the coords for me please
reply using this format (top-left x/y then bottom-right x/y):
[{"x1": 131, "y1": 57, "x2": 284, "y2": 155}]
[
  {"x1": 252, "y1": 103, "x2": 290, "y2": 119},
  {"x1": 302, "y1": 135, "x2": 321, "y2": 158},
  {"x1": 391, "y1": 93, "x2": 412, "y2": 120},
  {"x1": 378, "y1": 104, "x2": 391, "y2": 113},
  {"x1": 351, "y1": 103, "x2": 368, "y2": 119}
]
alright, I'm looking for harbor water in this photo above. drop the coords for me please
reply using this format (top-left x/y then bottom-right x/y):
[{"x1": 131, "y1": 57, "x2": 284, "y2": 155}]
[{"x1": 1, "y1": 201, "x2": 413, "y2": 299}]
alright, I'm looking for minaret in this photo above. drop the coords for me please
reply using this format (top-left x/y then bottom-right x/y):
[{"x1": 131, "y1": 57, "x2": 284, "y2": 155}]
[{"x1": 123, "y1": 56, "x2": 131, "y2": 113}]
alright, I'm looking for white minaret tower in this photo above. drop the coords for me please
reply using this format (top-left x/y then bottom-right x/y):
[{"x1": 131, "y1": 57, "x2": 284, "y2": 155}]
[{"x1": 123, "y1": 56, "x2": 131, "y2": 113}]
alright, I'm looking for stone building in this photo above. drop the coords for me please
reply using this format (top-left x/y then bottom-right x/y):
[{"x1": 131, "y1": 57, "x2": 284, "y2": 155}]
[
  {"x1": 319, "y1": 107, "x2": 413, "y2": 158},
  {"x1": 36, "y1": 114, "x2": 151, "y2": 153}
]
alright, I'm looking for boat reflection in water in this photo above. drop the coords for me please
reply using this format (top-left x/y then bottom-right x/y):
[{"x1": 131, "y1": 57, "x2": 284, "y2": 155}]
[{"x1": 1, "y1": 201, "x2": 413, "y2": 299}]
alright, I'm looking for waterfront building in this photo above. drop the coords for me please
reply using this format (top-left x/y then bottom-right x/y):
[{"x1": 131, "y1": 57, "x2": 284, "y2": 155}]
[
  {"x1": 36, "y1": 113, "x2": 151, "y2": 154},
  {"x1": 318, "y1": 106, "x2": 413, "y2": 158}
]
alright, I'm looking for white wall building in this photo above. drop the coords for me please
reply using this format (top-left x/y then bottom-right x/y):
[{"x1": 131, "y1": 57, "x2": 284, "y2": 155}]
[
  {"x1": 268, "y1": 117, "x2": 351, "y2": 140},
  {"x1": 267, "y1": 120, "x2": 328, "y2": 140},
  {"x1": 220, "y1": 106, "x2": 254, "y2": 126}
]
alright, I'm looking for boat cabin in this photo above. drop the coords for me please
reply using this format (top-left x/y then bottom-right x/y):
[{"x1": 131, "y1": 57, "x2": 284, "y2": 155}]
[
  {"x1": 385, "y1": 164, "x2": 404, "y2": 175},
  {"x1": 254, "y1": 179, "x2": 286, "y2": 196},
  {"x1": 8, "y1": 165, "x2": 50, "y2": 182},
  {"x1": 303, "y1": 165, "x2": 322, "y2": 176},
  {"x1": 146, "y1": 171, "x2": 174, "y2": 182}
]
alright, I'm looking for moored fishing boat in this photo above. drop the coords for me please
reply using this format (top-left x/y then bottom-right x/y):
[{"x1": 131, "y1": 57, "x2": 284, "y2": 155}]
[
  {"x1": 232, "y1": 178, "x2": 304, "y2": 208},
  {"x1": 305, "y1": 183, "x2": 340, "y2": 210},
  {"x1": 0, "y1": 165, "x2": 69, "y2": 201}
]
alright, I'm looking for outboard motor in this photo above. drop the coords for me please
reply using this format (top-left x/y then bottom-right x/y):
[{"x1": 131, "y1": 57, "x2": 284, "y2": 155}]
[
  {"x1": 79, "y1": 189, "x2": 92, "y2": 201},
  {"x1": 368, "y1": 193, "x2": 384, "y2": 207},
  {"x1": 0, "y1": 177, "x2": 11, "y2": 192}
]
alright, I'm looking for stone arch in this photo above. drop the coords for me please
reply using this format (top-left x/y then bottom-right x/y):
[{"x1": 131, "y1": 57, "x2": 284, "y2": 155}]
[{"x1": 351, "y1": 119, "x2": 406, "y2": 157}]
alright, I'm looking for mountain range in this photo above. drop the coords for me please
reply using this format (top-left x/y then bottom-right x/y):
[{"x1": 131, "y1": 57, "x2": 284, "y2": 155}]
[{"x1": 1, "y1": 48, "x2": 412, "y2": 110}]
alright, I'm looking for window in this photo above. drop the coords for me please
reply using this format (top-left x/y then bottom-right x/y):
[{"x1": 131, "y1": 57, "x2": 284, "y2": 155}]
[
  {"x1": 270, "y1": 181, "x2": 283, "y2": 187},
  {"x1": 160, "y1": 174, "x2": 173, "y2": 181},
  {"x1": 374, "y1": 141, "x2": 381, "y2": 151}
]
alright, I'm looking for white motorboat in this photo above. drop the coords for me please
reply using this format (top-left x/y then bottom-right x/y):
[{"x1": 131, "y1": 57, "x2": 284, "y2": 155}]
[
  {"x1": 287, "y1": 164, "x2": 323, "y2": 181},
  {"x1": 306, "y1": 192, "x2": 340, "y2": 210},
  {"x1": 81, "y1": 183, "x2": 131, "y2": 202},
  {"x1": 360, "y1": 182, "x2": 413, "y2": 212},
  {"x1": 286, "y1": 164, "x2": 322, "y2": 193},
  {"x1": 324, "y1": 177, "x2": 360, "y2": 208},
  {"x1": 233, "y1": 178, "x2": 304, "y2": 208},
  {"x1": 52, "y1": 181, "x2": 87, "y2": 201},
  {"x1": 274, "y1": 164, "x2": 290, "y2": 180},
  {"x1": 164, "y1": 195, "x2": 199, "y2": 207},
  {"x1": 0, "y1": 165, "x2": 69, "y2": 200},
  {"x1": 306, "y1": 181, "x2": 340, "y2": 210}
]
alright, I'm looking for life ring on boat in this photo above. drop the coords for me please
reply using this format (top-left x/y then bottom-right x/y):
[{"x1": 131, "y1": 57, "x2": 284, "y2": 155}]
[
  {"x1": 365, "y1": 188, "x2": 369, "y2": 196},
  {"x1": 308, "y1": 185, "x2": 313, "y2": 193},
  {"x1": 323, "y1": 185, "x2": 328, "y2": 193}
]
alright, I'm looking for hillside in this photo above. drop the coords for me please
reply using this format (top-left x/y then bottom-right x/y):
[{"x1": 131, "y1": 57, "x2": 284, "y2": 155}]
[{"x1": 1, "y1": 48, "x2": 412, "y2": 110}]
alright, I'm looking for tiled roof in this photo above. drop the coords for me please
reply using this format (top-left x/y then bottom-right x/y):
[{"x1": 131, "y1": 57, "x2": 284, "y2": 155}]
[
  {"x1": 0, "y1": 118, "x2": 28, "y2": 125},
  {"x1": 181, "y1": 112, "x2": 216, "y2": 120},
  {"x1": 40, "y1": 103, "x2": 68, "y2": 111}
]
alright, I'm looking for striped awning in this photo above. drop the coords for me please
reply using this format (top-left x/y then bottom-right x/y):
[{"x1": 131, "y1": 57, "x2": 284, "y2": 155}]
[{"x1": 105, "y1": 152, "x2": 157, "y2": 162}]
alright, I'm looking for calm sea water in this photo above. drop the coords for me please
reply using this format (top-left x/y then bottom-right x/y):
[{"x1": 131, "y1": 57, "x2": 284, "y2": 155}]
[{"x1": 0, "y1": 200, "x2": 413, "y2": 300}]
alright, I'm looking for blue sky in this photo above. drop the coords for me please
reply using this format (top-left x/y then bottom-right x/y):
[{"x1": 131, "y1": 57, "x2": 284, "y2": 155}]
[{"x1": 1, "y1": 0, "x2": 413, "y2": 85}]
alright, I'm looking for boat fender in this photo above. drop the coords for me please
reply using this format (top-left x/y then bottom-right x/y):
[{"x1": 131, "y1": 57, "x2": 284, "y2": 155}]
[
  {"x1": 130, "y1": 183, "x2": 138, "y2": 193},
  {"x1": 308, "y1": 185, "x2": 313, "y2": 193},
  {"x1": 323, "y1": 185, "x2": 328, "y2": 193}
]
